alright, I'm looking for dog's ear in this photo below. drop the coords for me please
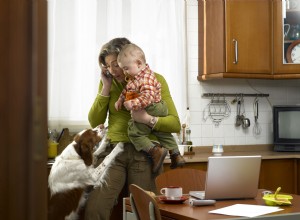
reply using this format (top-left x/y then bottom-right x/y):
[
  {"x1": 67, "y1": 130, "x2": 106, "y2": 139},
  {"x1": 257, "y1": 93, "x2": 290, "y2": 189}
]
[
  {"x1": 73, "y1": 133, "x2": 93, "y2": 166},
  {"x1": 80, "y1": 142, "x2": 93, "y2": 166},
  {"x1": 74, "y1": 133, "x2": 81, "y2": 143}
]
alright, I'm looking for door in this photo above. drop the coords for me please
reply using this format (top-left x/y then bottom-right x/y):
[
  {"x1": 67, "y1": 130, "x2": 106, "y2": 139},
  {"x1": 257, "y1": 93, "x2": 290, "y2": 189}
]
[
  {"x1": 226, "y1": 0, "x2": 272, "y2": 74},
  {"x1": 0, "y1": 0, "x2": 48, "y2": 219}
]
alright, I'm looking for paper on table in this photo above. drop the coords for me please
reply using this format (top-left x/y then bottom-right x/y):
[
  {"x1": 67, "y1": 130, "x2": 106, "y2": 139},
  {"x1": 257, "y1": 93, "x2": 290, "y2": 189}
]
[{"x1": 209, "y1": 204, "x2": 283, "y2": 218}]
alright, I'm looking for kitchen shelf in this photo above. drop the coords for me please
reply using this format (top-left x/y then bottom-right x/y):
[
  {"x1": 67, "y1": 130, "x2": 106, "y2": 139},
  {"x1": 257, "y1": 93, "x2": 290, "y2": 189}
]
[{"x1": 202, "y1": 93, "x2": 269, "y2": 98}]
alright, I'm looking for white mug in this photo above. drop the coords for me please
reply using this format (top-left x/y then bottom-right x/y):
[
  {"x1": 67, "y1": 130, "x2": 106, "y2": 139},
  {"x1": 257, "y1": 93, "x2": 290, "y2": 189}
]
[
  {"x1": 160, "y1": 186, "x2": 182, "y2": 199},
  {"x1": 212, "y1": 144, "x2": 223, "y2": 156}
]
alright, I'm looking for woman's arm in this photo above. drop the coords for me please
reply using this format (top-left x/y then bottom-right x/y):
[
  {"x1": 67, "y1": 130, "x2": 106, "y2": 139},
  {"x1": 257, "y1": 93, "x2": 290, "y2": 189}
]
[
  {"x1": 88, "y1": 80, "x2": 109, "y2": 128},
  {"x1": 154, "y1": 73, "x2": 181, "y2": 133}
]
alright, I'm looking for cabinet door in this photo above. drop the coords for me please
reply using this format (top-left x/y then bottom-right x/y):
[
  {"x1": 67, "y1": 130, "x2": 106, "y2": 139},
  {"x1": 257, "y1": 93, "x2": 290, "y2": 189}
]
[
  {"x1": 259, "y1": 159, "x2": 297, "y2": 194},
  {"x1": 298, "y1": 159, "x2": 300, "y2": 195},
  {"x1": 198, "y1": 0, "x2": 226, "y2": 80},
  {"x1": 226, "y1": 0, "x2": 272, "y2": 74},
  {"x1": 274, "y1": 0, "x2": 300, "y2": 75}
]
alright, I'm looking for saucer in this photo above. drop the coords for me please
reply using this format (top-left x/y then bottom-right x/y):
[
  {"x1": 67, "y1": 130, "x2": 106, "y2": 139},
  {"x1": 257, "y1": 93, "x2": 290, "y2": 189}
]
[{"x1": 158, "y1": 195, "x2": 189, "y2": 204}]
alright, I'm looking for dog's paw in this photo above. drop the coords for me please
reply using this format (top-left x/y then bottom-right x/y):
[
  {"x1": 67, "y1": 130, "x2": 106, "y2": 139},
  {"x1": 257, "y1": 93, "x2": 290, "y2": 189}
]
[
  {"x1": 115, "y1": 142, "x2": 124, "y2": 150},
  {"x1": 93, "y1": 135, "x2": 110, "y2": 157}
]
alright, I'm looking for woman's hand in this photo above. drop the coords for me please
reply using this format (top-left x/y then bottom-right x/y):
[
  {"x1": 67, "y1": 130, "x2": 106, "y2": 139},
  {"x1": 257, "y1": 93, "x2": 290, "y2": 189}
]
[
  {"x1": 100, "y1": 66, "x2": 112, "y2": 96},
  {"x1": 131, "y1": 109, "x2": 152, "y2": 124}
]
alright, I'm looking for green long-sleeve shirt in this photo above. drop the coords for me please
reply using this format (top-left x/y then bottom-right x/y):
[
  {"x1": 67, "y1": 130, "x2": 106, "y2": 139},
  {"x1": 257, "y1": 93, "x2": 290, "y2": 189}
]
[{"x1": 88, "y1": 73, "x2": 181, "y2": 143}]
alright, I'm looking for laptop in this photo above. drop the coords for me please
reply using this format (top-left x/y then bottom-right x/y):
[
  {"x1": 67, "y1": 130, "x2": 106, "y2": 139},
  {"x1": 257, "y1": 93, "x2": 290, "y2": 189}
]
[{"x1": 190, "y1": 155, "x2": 262, "y2": 200}]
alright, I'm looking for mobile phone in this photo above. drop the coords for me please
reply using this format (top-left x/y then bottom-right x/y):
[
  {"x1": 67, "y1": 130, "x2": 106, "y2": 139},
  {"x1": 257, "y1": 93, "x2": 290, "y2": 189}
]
[{"x1": 104, "y1": 71, "x2": 113, "y2": 78}]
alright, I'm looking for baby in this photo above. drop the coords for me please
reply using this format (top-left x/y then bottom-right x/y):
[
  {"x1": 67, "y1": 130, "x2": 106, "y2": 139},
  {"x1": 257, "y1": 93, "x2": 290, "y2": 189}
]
[{"x1": 115, "y1": 43, "x2": 185, "y2": 173}]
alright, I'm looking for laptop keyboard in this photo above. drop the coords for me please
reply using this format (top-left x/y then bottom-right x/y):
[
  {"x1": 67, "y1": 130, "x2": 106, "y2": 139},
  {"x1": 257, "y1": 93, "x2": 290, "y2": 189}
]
[{"x1": 189, "y1": 191, "x2": 205, "y2": 200}]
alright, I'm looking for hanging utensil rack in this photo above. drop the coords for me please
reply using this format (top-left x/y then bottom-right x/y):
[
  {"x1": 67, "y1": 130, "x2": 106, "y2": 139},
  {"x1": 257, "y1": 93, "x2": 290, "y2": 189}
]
[
  {"x1": 202, "y1": 95, "x2": 231, "y2": 126},
  {"x1": 202, "y1": 93, "x2": 269, "y2": 98}
]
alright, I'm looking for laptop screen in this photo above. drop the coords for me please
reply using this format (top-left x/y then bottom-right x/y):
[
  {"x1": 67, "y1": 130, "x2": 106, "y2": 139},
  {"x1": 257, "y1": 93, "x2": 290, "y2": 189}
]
[{"x1": 203, "y1": 155, "x2": 262, "y2": 200}]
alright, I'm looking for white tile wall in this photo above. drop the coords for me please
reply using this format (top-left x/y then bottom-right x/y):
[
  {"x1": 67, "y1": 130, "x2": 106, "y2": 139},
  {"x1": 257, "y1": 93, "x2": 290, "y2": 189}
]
[{"x1": 186, "y1": 0, "x2": 300, "y2": 147}]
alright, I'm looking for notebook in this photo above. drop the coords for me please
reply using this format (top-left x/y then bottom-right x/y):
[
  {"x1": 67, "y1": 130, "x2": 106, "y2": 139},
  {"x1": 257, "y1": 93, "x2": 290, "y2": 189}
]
[{"x1": 190, "y1": 155, "x2": 262, "y2": 200}]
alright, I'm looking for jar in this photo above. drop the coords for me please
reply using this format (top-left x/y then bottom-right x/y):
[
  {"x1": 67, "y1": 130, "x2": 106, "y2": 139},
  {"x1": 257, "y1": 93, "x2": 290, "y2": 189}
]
[{"x1": 289, "y1": 24, "x2": 300, "y2": 40}]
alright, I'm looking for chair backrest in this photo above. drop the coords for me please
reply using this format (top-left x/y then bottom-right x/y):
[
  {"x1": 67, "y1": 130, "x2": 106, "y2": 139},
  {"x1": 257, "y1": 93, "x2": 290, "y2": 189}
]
[
  {"x1": 129, "y1": 184, "x2": 162, "y2": 220},
  {"x1": 155, "y1": 168, "x2": 206, "y2": 194}
]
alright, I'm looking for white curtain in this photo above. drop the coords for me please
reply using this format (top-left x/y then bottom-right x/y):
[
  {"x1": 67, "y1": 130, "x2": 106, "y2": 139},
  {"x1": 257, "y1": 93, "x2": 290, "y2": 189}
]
[{"x1": 48, "y1": 0, "x2": 187, "y2": 131}]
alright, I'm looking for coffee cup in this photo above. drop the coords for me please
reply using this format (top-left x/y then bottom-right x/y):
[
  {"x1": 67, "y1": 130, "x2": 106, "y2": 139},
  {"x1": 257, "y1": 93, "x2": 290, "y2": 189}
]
[{"x1": 160, "y1": 186, "x2": 182, "y2": 199}]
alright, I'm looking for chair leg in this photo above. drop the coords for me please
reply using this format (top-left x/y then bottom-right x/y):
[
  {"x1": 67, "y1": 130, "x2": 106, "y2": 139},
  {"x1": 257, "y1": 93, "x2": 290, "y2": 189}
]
[
  {"x1": 149, "y1": 202, "x2": 156, "y2": 220},
  {"x1": 130, "y1": 194, "x2": 139, "y2": 220}
]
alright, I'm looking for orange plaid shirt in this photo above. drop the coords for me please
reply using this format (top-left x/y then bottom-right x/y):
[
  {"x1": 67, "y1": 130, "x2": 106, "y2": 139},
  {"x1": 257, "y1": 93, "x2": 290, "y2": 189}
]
[{"x1": 119, "y1": 64, "x2": 162, "y2": 111}]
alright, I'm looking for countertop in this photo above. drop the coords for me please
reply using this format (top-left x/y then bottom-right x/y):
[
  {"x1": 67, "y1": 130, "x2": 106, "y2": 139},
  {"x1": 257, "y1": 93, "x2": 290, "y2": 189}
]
[
  {"x1": 164, "y1": 145, "x2": 300, "y2": 164},
  {"x1": 48, "y1": 144, "x2": 300, "y2": 167}
]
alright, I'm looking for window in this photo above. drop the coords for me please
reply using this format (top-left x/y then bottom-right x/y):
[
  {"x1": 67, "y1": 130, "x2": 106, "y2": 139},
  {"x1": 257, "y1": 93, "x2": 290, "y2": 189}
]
[{"x1": 48, "y1": 0, "x2": 187, "y2": 131}]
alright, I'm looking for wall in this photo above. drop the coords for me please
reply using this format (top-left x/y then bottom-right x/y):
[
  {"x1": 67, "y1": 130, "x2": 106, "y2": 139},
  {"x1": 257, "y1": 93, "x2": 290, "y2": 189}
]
[{"x1": 186, "y1": 0, "x2": 300, "y2": 146}]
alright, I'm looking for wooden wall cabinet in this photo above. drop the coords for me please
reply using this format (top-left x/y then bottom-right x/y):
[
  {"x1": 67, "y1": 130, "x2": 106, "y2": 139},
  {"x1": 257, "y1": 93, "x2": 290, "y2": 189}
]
[
  {"x1": 198, "y1": 0, "x2": 300, "y2": 81},
  {"x1": 274, "y1": 0, "x2": 300, "y2": 76},
  {"x1": 225, "y1": 0, "x2": 272, "y2": 75}
]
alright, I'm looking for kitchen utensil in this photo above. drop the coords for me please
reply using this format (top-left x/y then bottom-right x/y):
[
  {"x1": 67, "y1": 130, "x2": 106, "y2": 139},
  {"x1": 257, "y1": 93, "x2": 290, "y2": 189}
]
[
  {"x1": 236, "y1": 96, "x2": 250, "y2": 128},
  {"x1": 253, "y1": 97, "x2": 262, "y2": 136},
  {"x1": 242, "y1": 117, "x2": 251, "y2": 128},
  {"x1": 235, "y1": 98, "x2": 243, "y2": 126},
  {"x1": 240, "y1": 96, "x2": 250, "y2": 128},
  {"x1": 203, "y1": 95, "x2": 231, "y2": 126}
]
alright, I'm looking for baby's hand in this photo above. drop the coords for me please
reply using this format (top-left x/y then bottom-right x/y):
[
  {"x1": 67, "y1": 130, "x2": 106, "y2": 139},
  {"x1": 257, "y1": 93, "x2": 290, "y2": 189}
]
[
  {"x1": 115, "y1": 100, "x2": 122, "y2": 111},
  {"x1": 124, "y1": 101, "x2": 133, "y2": 111}
]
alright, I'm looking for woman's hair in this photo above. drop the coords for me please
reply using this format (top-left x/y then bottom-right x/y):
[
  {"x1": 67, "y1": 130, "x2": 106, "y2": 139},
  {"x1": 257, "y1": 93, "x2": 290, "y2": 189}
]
[{"x1": 99, "y1": 38, "x2": 131, "y2": 67}]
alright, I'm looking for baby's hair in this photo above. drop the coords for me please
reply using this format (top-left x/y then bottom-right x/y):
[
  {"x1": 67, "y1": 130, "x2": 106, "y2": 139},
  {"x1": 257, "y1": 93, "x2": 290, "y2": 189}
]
[{"x1": 117, "y1": 43, "x2": 146, "y2": 64}]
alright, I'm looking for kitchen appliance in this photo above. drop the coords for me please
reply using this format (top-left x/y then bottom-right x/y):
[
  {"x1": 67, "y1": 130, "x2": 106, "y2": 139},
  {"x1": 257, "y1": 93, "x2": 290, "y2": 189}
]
[{"x1": 273, "y1": 105, "x2": 300, "y2": 152}]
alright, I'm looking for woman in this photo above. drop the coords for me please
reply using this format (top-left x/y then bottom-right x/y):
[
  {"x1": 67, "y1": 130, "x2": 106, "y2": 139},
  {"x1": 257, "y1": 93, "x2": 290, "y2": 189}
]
[{"x1": 85, "y1": 37, "x2": 181, "y2": 220}]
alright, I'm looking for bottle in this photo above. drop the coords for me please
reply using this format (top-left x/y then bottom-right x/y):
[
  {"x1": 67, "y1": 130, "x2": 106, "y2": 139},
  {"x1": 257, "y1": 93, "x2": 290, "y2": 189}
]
[
  {"x1": 182, "y1": 107, "x2": 192, "y2": 145},
  {"x1": 184, "y1": 128, "x2": 193, "y2": 145},
  {"x1": 183, "y1": 107, "x2": 191, "y2": 129}
]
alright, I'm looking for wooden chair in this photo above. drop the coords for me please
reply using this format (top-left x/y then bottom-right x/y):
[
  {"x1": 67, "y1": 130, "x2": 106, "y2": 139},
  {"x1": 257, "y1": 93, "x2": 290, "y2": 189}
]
[
  {"x1": 155, "y1": 168, "x2": 206, "y2": 194},
  {"x1": 129, "y1": 184, "x2": 162, "y2": 220}
]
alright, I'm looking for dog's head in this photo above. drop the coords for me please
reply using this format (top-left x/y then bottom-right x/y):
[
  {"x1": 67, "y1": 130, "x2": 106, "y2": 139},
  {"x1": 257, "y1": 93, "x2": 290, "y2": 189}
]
[{"x1": 73, "y1": 128, "x2": 103, "y2": 166}]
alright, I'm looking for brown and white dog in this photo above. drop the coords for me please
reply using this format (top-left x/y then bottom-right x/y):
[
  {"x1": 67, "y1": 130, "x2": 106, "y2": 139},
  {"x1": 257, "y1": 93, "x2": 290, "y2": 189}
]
[{"x1": 48, "y1": 127, "x2": 123, "y2": 220}]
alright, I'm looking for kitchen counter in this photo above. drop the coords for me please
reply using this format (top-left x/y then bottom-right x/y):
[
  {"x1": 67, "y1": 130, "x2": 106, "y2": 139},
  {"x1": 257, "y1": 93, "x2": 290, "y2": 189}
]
[
  {"x1": 47, "y1": 144, "x2": 300, "y2": 166},
  {"x1": 164, "y1": 144, "x2": 300, "y2": 164},
  {"x1": 163, "y1": 144, "x2": 300, "y2": 195}
]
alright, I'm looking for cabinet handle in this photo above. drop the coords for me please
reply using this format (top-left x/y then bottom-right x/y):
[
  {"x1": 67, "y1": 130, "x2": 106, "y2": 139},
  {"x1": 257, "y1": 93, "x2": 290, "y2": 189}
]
[{"x1": 233, "y1": 39, "x2": 238, "y2": 64}]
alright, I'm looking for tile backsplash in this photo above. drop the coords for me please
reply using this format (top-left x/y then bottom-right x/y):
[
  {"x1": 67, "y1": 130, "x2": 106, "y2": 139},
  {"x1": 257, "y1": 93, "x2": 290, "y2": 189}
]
[{"x1": 186, "y1": 0, "x2": 300, "y2": 146}]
